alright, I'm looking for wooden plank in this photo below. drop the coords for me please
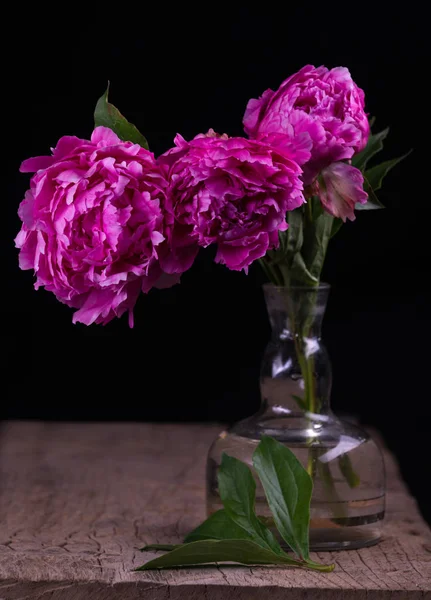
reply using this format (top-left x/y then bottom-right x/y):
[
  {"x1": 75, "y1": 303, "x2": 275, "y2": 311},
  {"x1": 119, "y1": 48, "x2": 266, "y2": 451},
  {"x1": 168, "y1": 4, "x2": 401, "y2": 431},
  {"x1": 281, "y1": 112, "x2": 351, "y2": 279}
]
[{"x1": 0, "y1": 421, "x2": 429, "y2": 599}]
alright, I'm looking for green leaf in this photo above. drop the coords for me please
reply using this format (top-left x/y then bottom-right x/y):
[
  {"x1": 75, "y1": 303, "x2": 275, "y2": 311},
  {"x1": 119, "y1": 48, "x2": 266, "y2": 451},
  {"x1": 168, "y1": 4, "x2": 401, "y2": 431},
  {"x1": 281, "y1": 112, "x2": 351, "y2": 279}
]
[
  {"x1": 218, "y1": 454, "x2": 283, "y2": 555},
  {"x1": 364, "y1": 150, "x2": 412, "y2": 192},
  {"x1": 289, "y1": 253, "x2": 319, "y2": 286},
  {"x1": 310, "y1": 198, "x2": 324, "y2": 220},
  {"x1": 253, "y1": 436, "x2": 313, "y2": 560},
  {"x1": 135, "y1": 539, "x2": 334, "y2": 571},
  {"x1": 184, "y1": 509, "x2": 252, "y2": 543},
  {"x1": 351, "y1": 128, "x2": 389, "y2": 171},
  {"x1": 302, "y1": 199, "x2": 333, "y2": 280},
  {"x1": 94, "y1": 84, "x2": 149, "y2": 149}
]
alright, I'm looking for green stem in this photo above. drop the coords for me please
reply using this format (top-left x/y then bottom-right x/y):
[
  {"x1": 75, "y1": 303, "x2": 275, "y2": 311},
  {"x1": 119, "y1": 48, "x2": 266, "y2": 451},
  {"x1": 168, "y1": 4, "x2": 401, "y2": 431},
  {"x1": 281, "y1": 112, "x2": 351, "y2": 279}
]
[
  {"x1": 259, "y1": 257, "x2": 285, "y2": 286},
  {"x1": 284, "y1": 291, "x2": 319, "y2": 478},
  {"x1": 289, "y1": 309, "x2": 317, "y2": 417},
  {"x1": 338, "y1": 454, "x2": 360, "y2": 488},
  {"x1": 306, "y1": 448, "x2": 317, "y2": 478}
]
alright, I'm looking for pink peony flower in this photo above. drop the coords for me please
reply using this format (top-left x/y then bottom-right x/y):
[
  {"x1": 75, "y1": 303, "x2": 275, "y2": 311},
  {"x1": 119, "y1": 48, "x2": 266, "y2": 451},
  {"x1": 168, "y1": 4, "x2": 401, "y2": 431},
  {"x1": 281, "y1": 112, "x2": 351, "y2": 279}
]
[
  {"x1": 314, "y1": 162, "x2": 368, "y2": 222},
  {"x1": 159, "y1": 131, "x2": 305, "y2": 272},
  {"x1": 243, "y1": 65, "x2": 369, "y2": 185},
  {"x1": 15, "y1": 126, "x2": 181, "y2": 326}
]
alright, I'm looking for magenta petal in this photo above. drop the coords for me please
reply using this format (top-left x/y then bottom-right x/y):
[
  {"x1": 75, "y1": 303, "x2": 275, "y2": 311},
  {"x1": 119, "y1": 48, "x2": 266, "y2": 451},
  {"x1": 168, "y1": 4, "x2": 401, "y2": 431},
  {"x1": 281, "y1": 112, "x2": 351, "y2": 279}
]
[
  {"x1": 159, "y1": 243, "x2": 199, "y2": 274},
  {"x1": 21, "y1": 135, "x2": 87, "y2": 172},
  {"x1": 243, "y1": 89, "x2": 274, "y2": 137},
  {"x1": 53, "y1": 136, "x2": 87, "y2": 160},
  {"x1": 20, "y1": 156, "x2": 55, "y2": 172},
  {"x1": 91, "y1": 126, "x2": 122, "y2": 146},
  {"x1": 215, "y1": 233, "x2": 270, "y2": 271}
]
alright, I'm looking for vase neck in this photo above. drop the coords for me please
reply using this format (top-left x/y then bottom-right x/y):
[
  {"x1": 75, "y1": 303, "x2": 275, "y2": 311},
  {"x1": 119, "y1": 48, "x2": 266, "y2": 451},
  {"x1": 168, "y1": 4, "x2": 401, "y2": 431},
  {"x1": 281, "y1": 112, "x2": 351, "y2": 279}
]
[
  {"x1": 260, "y1": 284, "x2": 332, "y2": 415},
  {"x1": 264, "y1": 284, "x2": 329, "y2": 340}
]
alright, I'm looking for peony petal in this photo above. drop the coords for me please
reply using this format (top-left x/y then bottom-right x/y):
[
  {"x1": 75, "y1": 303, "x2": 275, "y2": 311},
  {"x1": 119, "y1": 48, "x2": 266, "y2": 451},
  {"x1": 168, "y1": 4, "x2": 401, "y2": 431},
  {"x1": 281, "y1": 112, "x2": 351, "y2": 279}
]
[
  {"x1": 243, "y1": 89, "x2": 274, "y2": 137},
  {"x1": 151, "y1": 231, "x2": 165, "y2": 245},
  {"x1": 215, "y1": 232, "x2": 270, "y2": 271},
  {"x1": 91, "y1": 126, "x2": 121, "y2": 146},
  {"x1": 20, "y1": 156, "x2": 55, "y2": 172},
  {"x1": 53, "y1": 136, "x2": 87, "y2": 160}
]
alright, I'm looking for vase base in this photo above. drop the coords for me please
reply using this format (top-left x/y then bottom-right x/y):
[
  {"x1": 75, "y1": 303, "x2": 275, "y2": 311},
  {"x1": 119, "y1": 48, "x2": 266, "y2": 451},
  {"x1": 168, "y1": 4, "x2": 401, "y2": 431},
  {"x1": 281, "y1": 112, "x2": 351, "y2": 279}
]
[
  {"x1": 308, "y1": 523, "x2": 382, "y2": 551},
  {"x1": 308, "y1": 535, "x2": 382, "y2": 552},
  {"x1": 207, "y1": 427, "x2": 385, "y2": 552}
]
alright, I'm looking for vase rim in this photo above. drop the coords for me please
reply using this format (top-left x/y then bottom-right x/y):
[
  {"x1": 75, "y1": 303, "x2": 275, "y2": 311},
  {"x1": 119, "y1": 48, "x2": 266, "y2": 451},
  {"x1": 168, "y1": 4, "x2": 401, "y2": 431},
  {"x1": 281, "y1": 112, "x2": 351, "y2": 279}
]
[{"x1": 263, "y1": 282, "x2": 331, "y2": 292}]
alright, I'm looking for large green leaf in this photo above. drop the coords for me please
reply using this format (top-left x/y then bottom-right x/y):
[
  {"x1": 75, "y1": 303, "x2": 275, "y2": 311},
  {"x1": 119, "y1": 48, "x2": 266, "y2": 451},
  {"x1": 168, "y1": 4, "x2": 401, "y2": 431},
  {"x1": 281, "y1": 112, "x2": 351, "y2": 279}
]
[
  {"x1": 94, "y1": 84, "x2": 149, "y2": 149},
  {"x1": 135, "y1": 539, "x2": 334, "y2": 571},
  {"x1": 253, "y1": 436, "x2": 313, "y2": 560},
  {"x1": 184, "y1": 509, "x2": 252, "y2": 543},
  {"x1": 364, "y1": 151, "x2": 412, "y2": 192},
  {"x1": 218, "y1": 453, "x2": 283, "y2": 555},
  {"x1": 351, "y1": 128, "x2": 389, "y2": 171}
]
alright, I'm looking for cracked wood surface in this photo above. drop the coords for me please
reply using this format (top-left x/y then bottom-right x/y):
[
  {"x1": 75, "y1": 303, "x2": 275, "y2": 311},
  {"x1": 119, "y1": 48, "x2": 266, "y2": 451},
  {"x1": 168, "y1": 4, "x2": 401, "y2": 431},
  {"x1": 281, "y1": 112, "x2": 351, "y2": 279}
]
[{"x1": 0, "y1": 421, "x2": 430, "y2": 599}]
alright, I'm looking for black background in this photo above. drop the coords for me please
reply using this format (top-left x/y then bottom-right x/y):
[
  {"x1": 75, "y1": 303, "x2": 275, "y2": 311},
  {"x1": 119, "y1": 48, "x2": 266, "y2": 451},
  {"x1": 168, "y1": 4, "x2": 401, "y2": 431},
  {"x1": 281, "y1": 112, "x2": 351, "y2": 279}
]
[{"x1": 3, "y1": 6, "x2": 430, "y2": 524}]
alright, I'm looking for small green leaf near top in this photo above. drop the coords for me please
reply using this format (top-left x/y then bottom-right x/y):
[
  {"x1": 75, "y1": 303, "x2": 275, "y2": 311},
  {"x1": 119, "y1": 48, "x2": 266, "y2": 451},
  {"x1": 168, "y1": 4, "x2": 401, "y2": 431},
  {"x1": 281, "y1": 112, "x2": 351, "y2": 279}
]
[
  {"x1": 94, "y1": 84, "x2": 149, "y2": 149},
  {"x1": 356, "y1": 149, "x2": 411, "y2": 210},
  {"x1": 364, "y1": 150, "x2": 412, "y2": 192}
]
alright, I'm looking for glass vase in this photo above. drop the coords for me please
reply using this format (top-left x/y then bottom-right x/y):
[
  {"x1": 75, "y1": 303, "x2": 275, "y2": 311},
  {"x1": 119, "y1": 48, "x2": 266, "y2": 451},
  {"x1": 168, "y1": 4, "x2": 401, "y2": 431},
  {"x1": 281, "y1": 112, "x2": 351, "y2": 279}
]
[{"x1": 207, "y1": 283, "x2": 385, "y2": 551}]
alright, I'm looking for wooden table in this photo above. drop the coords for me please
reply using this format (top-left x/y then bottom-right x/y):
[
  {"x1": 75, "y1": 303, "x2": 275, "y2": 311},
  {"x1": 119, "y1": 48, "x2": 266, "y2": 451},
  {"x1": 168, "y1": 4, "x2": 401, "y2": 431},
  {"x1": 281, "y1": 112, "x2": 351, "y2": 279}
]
[{"x1": 0, "y1": 422, "x2": 430, "y2": 599}]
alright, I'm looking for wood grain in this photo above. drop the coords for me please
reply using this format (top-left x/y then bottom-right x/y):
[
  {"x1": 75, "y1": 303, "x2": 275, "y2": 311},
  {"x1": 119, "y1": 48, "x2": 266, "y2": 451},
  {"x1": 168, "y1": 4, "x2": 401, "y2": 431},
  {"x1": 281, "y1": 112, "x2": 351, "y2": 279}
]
[{"x1": 0, "y1": 421, "x2": 429, "y2": 599}]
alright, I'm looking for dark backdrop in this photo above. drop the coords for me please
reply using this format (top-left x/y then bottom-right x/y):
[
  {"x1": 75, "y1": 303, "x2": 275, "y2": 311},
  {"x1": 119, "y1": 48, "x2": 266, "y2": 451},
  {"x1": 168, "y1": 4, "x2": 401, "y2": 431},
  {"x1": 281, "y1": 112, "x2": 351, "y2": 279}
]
[{"x1": 3, "y1": 6, "x2": 430, "y2": 524}]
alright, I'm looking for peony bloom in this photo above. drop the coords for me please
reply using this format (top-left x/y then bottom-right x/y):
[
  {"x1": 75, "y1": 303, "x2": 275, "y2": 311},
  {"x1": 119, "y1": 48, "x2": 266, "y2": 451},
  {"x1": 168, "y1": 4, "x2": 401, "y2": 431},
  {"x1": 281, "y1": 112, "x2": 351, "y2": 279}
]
[
  {"x1": 243, "y1": 65, "x2": 369, "y2": 185},
  {"x1": 314, "y1": 162, "x2": 368, "y2": 222},
  {"x1": 159, "y1": 131, "x2": 305, "y2": 272},
  {"x1": 15, "y1": 126, "x2": 181, "y2": 326}
]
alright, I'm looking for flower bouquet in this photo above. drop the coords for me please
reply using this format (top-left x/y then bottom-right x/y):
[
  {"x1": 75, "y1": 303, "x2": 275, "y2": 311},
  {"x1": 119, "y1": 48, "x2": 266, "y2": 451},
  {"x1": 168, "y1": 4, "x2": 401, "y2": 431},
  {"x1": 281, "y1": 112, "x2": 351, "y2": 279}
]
[{"x1": 16, "y1": 65, "x2": 407, "y2": 561}]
